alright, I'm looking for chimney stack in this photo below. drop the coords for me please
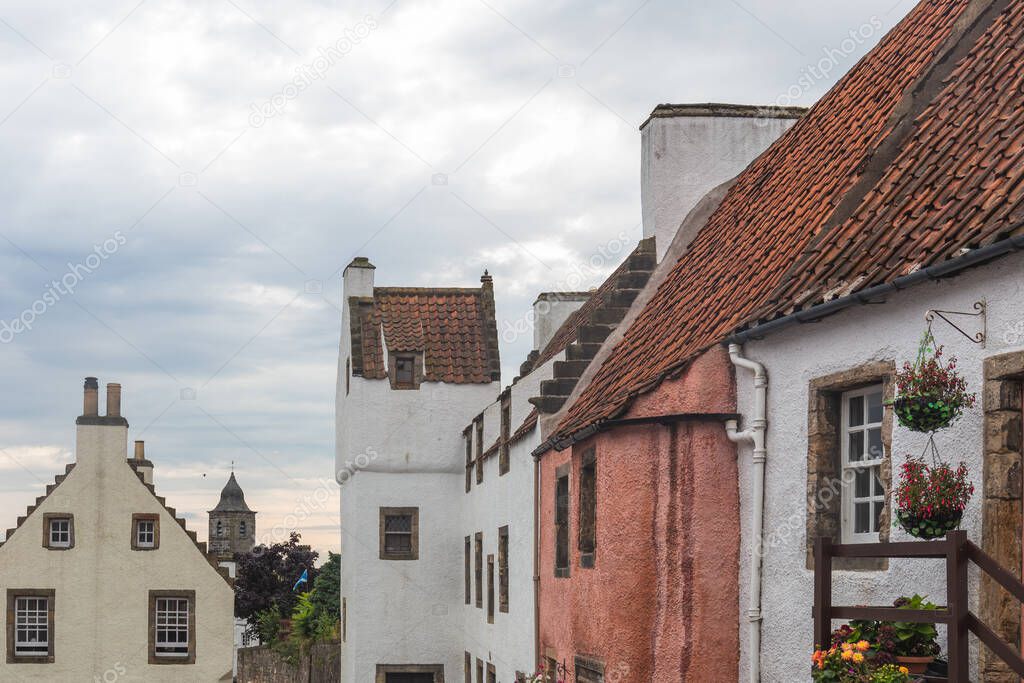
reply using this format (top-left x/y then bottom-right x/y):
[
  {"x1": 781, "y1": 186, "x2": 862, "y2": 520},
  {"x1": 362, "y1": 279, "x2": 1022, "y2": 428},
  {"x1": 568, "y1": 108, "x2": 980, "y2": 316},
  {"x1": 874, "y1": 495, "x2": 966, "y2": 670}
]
[
  {"x1": 134, "y1": 440, "x2": 145, "y2": 460},
  {"x1": 342, "y1": 257, "x2": 375, "y2": 300},
  {"x1": 83, "y1": 377, "x2": 99, "y2": 416},
  {"x1": 106, "y1": 383, "x2": 122, "y2": 417}
]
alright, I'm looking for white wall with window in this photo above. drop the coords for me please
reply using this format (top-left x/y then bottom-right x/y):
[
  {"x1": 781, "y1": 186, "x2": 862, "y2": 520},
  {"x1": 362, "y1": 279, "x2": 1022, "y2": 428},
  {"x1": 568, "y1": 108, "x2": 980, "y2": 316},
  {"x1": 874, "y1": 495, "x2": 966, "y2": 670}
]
[{"x1": 734, "y1": 251, "x2": 1024, "y2": 682}]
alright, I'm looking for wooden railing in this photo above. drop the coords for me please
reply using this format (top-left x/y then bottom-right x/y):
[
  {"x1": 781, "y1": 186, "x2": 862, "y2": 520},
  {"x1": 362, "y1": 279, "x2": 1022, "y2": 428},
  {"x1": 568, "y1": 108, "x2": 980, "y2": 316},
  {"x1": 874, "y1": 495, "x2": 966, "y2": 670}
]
[{"x1": 813, "y1": 530, "x2": 1024, "y2": 681}]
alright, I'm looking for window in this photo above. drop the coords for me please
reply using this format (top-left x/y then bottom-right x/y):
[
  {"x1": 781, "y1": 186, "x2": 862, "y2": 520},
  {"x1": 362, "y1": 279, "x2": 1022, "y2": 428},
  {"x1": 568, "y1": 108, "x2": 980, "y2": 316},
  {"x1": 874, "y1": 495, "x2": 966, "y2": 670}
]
[
  {"x1": 555, "y1": 464, "x2": 570, "y2": 577},
  {"x1": 499, "y1": 393, "x2": 511, "y2": 476},
  {"x1": 841, "y1": 386, "x2": 885, "y2": 543},
  {"x1": 6, "y1": 590, "x2": 54, "y2": 663},
  {"x1": 239, "y1": 520, "x2": 247, "y2": 538},
  {"x1": 148, "y1": 590, "x2": 195, "y2": 664},
  {"x1": 42, "y1": 514, "x2": 74, "y2": 550},
  {"x1": 345, "y1": 358, "x2": 351, "y2": 395},
  {"x1": 487, "y1": 554, "x2": 494, "y2": 624},
  {"x1": 498, "y1": 526, "x2": 509, "y2": 613},
  {"x1": 342, "y1": 598, "x2": 347, "y2": 642},
  {"x1": 395, "y1": 355, "x2": 415, "y2": 388},
  {"x1": 465, "y1": 652, "x2": 472, "y2": 683},
  {"x1": 474, "y1": 532, "x2": 483, "y2": 608},
  {"x1": 465, "y1": 428, "x2": 473, "y2": 493},
  {"x1": 578, "y1": 450, "x2": 597, "y2": 568},
  {"x1": 475, "y1": 418, "x2": 484, "y2": 484},
  {"x1": 476, "y1": 658, "x2": 484, "y2": 683},
  {"x1": 379, "y1": 507, "x2": 418, "y2": 560},
  {"x1": 464, "y1": 536, "x2": 472, "y2": 604},
  {"x1": 574, "y1": 655, "x2": 605, "y2": 683},
  {"x1": 132, "y1": 513, "x2": 160, "y2": 550},
  {"x1": 487, "y1": 663, "x2": 496, "y2": 683},
  {"x1": 216, "y1": 520, "x2": 223, "y2": 537}
]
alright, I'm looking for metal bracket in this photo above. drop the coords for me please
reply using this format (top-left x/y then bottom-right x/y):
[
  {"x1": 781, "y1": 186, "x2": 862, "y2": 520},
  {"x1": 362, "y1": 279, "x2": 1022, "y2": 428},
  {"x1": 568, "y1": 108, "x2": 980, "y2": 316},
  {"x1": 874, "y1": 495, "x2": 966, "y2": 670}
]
[{"x1": 925, "y1": 300, "x2": 986, "y2": 347}]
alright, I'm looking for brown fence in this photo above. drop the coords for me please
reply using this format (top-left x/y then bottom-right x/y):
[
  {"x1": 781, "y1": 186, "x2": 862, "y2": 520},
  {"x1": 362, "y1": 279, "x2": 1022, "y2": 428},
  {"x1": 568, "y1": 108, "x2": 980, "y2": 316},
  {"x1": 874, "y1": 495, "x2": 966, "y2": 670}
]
[
  {"x1": 237, "y1": 641, "x2": 340, "y2": 683},
  {"x1": 813, "y1": 530, "x2": 1024, "y2": 681}
]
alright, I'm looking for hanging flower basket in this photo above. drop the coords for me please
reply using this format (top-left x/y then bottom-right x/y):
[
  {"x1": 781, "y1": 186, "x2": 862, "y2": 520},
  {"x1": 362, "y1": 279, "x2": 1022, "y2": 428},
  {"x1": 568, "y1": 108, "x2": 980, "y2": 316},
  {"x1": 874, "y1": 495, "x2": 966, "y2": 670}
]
[
  {"x1": 891, "y1": 331, "x2": 976, "y2": 433},
  {"x1": 894, "y1": 457, "x2": 973, "y2": 539}
]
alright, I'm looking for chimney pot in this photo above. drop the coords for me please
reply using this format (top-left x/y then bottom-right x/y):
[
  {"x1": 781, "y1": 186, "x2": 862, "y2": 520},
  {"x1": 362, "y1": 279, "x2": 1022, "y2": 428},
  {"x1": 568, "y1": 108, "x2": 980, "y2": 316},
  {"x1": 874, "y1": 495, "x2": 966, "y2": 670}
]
[
  {"x1": 106, "y1": 383, "x2": 122, "y2": 417},
  {"x1": 83, "y1": 377, "x2": 99, "y2": 416},
  {"x1": 134, "y1": 440, "x2": 145, "y2": 460}
]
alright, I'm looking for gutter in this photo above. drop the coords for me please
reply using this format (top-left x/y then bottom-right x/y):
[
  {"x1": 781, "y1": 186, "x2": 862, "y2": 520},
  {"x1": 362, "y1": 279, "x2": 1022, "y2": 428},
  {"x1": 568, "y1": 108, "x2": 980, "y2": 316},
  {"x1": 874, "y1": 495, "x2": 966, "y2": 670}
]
[{"x1": 725, "y1": 233, "x2": 1024, "y2": 346}]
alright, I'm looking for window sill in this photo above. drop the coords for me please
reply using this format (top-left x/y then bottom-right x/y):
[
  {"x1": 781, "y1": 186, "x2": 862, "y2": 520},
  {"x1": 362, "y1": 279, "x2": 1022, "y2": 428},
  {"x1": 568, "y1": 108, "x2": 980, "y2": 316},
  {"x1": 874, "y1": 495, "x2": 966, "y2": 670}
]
[
  {"x1": 554, "y1": 567, "x2": 570, "y2": 579},
  {"x1": 7, "y1": 654, "x2": 55, "y2": 664}
]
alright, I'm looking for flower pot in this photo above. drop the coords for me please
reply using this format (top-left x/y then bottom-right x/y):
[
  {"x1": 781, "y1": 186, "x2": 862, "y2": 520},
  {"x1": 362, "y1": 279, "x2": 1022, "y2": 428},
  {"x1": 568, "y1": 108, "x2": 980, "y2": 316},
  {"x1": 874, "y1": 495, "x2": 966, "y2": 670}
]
[
  {"x1": 893, "y1": 394, "x2": 959, "y2": 433},
  {"x1": 896, "y1": 509, "x2": 962, "y2": 539},
  {"x1": 895, "y1": 655, "x2": 935, "y2": 674}
]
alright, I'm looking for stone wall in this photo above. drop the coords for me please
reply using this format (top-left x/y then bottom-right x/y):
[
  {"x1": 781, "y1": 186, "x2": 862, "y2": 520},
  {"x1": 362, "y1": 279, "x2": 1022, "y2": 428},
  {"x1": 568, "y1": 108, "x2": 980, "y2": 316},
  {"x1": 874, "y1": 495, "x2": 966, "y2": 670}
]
[{"x1": 237, "y1": 642, "x2": 340, "y2": 683}]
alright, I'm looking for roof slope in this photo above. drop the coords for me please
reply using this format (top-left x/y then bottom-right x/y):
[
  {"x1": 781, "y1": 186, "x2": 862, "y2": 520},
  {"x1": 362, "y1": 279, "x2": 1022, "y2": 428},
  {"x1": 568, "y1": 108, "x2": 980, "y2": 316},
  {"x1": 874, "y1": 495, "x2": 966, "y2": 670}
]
[
  {"x1": 553, "y1": 0, "x2": 980, "y2": 441},
  {"x1": 210, "y1": 472, "x2": 253, "y2": 513},
  {"x1": 350, "y1": 280, "x2": 500, "y2": 384}
]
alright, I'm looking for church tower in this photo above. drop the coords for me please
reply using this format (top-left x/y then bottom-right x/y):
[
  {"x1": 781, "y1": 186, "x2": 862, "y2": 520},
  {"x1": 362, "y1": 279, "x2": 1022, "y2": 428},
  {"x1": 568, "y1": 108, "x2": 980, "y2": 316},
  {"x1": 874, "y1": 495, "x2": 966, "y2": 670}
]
[{"x1": 208, "y1": 471, "x2": 256, "y2": 563}]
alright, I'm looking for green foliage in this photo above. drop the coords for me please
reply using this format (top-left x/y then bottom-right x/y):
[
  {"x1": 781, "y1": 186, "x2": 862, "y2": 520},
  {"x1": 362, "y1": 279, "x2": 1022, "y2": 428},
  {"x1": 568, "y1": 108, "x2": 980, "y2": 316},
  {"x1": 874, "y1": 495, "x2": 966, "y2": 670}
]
[
  {"x1": 891, "y1": 330, "x2": 976, "y2": 433},
  {"x1": 309, "y1": 552, "x2": 340, "y2": 625},
  {"x1": 871, "y1": 664, "x2": 911, "y2": 683},
  {"x1": 890, "y1": 595, "x2": 941, "y2": 657},
  {"x1": 254, "y1": 607, "x2": 282, "y2": 644}
]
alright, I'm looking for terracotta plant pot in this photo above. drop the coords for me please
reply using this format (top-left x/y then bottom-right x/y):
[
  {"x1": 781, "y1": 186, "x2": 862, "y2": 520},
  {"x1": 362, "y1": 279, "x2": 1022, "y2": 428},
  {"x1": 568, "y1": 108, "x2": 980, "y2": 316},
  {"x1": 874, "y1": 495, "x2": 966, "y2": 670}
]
[
  {"x1": 896, "y1": 509, "x2": 962, "y2": 539},
  {"x1": 895, "y1": 655, "x2": 935, "y2": 674}
]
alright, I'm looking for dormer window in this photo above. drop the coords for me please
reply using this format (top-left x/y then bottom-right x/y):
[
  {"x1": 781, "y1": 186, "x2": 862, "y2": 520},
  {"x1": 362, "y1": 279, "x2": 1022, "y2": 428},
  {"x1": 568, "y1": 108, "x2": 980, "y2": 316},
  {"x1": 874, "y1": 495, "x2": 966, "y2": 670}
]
[{"x1": 390, "y1": 354, "x2": 420, "y2": 390}]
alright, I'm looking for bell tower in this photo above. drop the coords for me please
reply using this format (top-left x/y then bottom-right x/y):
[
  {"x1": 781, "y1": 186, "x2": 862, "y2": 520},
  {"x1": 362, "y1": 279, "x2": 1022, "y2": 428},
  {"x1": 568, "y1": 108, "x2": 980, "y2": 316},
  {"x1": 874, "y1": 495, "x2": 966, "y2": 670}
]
[{"x1": 208, "y1": 469, "x2": 256, "y2": 564}]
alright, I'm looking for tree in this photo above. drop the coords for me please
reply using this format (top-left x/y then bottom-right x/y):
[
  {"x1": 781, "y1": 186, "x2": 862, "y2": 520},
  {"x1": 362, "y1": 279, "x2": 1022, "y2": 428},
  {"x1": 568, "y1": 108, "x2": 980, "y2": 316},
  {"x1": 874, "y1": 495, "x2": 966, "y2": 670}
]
[
  {"x1": 234, "y1": 532, "x2": 319, "y2": 623},
  {"x1": 309, "y1": 552, "x2": 340, "y2": 624}
]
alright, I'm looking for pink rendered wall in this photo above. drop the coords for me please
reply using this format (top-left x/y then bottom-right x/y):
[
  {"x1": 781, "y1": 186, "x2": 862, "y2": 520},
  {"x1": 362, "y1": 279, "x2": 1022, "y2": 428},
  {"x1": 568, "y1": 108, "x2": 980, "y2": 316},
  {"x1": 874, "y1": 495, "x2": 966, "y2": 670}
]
[{"x1": 538, "y1": 347, "x2": 740, "y2": 682}]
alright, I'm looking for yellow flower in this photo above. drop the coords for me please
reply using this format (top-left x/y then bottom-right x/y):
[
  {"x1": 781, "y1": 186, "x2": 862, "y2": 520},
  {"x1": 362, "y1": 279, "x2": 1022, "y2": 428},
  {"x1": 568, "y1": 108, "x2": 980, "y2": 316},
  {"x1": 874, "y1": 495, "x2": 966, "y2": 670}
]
[
  {"x1": 852, "y1": 653, "x2": 865, "y2": 664},
  {"x1": 856, "y1": 640, "x2": 870, "y2": 652},
  {"x1": 841, "y1": 649, "x2": 854, "y2": 661},
  {"x1": 899, "y1": 667, "x2": 909, "y2": 675}
]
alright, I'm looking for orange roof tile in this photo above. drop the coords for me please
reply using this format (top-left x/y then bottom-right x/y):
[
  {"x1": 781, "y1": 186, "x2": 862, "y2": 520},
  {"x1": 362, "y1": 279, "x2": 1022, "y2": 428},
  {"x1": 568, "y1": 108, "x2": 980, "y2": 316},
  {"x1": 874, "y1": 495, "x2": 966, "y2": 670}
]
[
  {"x1": 553, "y1": 0, "x2": 984, "y2": 443},
  {"x1": 351, "y1": 285, "x2": 500, "y2": 384}
]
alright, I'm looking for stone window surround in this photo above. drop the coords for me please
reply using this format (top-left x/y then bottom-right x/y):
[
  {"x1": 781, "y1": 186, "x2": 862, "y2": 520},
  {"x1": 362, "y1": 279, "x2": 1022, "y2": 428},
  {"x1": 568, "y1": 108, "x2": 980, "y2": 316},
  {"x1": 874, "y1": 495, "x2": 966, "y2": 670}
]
[
  {"x1": 486, "y1": 554, "x2": 495, "y2": 624},
  {"x1": 475, "y1": 418, "x2": 484, "y2": 484},
  {"x1": 979, "y1": 350, "x2": 1023, "y2": 682},
  {"x1": 806, "y1": 360, "x2": 895, "y2": 572},
  {"x1": 390, "y1": 353, "x2": 422, "y2": 390},
  {"x1": 42, "y1": 513, "x2": 74, "y2": 551},
  {"x1": 577, "y1": 448, "x2": 597, "y2": 569},
  {"x1": 464, "y1": 535, "x2": 472, "y2": 605},
  {"x1": 376, "y1": 663, "x2": 445, "y2": 683},
  {"x1": 554, "y1": 462, "x2": 571, "y2": 578},
  {"x1": 148, "y1": 589, "x2": 196, "y2": 665},
  {"x1": 464, "y1": 428, "x2": 473, "y2": 493},
  {"x1": 499, "y1": 391, "x2": 511, "y2": 476},
  {"x1": 498, "y1": 525, "x2": 509, "y2": 613},
  {"x1": 131, "y1": 513, "x2": 161, "y2": 551},
  {"x1": 6, "y1": 588, "x2": 55, "y2": 664},
  {"x1": 464, "y1": 651, "x2": 471, "y2": 683},
  {"x1": 475, "y1": 532, "x2": 483, "y2": 609},
  {"x1": 379, "y1": 507, "x2": 419, "y2": 561},
  {"x1": 487, "y1": 662, "x2": 496, "y2": 682}
]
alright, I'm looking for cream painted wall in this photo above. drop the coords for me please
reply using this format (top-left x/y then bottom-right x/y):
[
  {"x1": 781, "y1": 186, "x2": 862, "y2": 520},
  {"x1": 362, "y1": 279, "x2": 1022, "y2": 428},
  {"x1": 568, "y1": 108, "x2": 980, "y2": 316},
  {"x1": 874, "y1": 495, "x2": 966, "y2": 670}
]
[
  {"x1": 0, "y1": 421, "x2": 235, "y2": 682},
  {"x1": 735, "y1": 251, "x2": 1024, "y2": 682}
]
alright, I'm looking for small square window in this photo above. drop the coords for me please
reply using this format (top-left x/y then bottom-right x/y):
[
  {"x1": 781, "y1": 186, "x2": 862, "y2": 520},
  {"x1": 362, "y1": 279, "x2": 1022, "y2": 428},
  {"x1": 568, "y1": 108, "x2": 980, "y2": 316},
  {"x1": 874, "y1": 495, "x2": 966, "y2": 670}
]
[
  {"x1": 391, "y1": 354, "x2": 419, "y2": 390},
  {"x1": 132, "y1": 514, "x2": 160, "y2": 550},
  {"x1": 42, "y1": 514, "x2": 74, "y2": 550},
  {"x1": 379, "y1": 507, "x2": 419, "y2": 560}
]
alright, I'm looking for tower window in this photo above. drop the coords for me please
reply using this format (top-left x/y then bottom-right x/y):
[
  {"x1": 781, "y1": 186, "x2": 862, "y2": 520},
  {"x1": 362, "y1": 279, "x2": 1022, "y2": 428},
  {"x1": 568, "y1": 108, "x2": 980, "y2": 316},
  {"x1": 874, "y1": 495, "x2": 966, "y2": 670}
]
[
  {"x1": 216, "y1": 520, "x2": 223, "y2": 537},
  {"x1": 379, "y1": 507, "x2": 419, "y2": 560},
  {"x1": 239, "y1": 521, "x2": 247, "y2": 538}
]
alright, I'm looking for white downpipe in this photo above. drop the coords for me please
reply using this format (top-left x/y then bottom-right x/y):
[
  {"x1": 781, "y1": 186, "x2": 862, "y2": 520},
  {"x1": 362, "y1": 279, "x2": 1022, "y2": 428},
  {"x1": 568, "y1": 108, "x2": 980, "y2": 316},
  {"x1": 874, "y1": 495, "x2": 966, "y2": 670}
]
[{"x1": 725, "y1": 342, "x2": 768, "y2": 683}]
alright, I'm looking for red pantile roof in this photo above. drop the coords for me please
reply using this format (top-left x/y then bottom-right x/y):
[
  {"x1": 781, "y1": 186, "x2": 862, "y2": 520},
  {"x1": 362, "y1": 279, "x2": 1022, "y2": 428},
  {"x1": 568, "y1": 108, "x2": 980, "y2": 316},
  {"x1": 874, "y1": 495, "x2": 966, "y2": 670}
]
[
  {"x1": 350, "y1": 282, "x2": 500, "y2": 384},
  {"x1": 552, "y1": 0, "x2": 1003, "y2": 443}
]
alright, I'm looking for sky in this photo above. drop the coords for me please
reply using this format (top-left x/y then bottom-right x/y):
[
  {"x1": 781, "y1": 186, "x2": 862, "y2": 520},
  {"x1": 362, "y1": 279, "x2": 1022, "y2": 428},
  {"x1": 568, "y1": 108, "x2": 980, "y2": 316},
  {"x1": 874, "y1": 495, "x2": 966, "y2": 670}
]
[{"x1": 0, "y1": 0, "x2": 917, "y2": 555}]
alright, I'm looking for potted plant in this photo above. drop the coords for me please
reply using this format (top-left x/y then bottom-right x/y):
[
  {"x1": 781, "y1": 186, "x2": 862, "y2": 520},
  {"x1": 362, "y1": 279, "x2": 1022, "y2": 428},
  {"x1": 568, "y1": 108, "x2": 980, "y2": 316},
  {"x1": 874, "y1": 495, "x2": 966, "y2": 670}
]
[
  {"x1": 894, "y1": 458, "x2": 973, "y2": 539},
  {"x1": 830, "y1": 596, "x2": 942, "y2": 675},
  {"x1": 891, "y1": 330, "x2": 976, "y2": 433},
  {"x1": 811, "y1": 639, "x2": 911, "y2": 682}
]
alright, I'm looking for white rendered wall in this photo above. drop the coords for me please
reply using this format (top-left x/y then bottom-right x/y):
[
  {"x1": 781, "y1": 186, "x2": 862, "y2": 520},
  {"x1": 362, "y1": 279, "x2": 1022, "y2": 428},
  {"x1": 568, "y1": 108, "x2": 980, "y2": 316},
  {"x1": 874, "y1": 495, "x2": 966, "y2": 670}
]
[
  {"x1": 459, "y1": 353, "x2": 559, "y2": 681},
  {"x1": 0, "y1": 423, "x2": 235, "y2": 681},
  {"x1": 734, "y1": 251, "x2": 1024, "y2": 682},
  {"x1": 641, "y1": 113, "x2": 798, "y2": 262},
  {"x1": 533, "y1": 296, "x2": 588, "y2": 353}
]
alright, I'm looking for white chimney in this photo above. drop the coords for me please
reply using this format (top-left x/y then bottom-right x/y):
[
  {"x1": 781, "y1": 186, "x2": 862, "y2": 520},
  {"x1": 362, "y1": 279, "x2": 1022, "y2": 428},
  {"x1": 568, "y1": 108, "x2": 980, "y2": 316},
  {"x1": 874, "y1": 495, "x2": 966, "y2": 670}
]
[
  {"x1": 533, "y1": 292, "x2": 591, "y2": 352},
  {"x1": 640, "y1": 104, "x2": 804, "y2": 262},
  {"x1": 132, "y1": 440, "x2": 154, "y2": 485},
  {"x1": 75, "y1": 377, "x2": 128, "y2": 467},
  {"x1": 343, "y1": 257, "x2": 375, "y2": 299}
]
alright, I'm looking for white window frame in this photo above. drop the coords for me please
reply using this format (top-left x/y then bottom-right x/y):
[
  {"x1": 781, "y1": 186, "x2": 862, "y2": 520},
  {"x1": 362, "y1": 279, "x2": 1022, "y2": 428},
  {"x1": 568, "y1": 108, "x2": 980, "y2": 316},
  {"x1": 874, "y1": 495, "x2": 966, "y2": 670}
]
[
  {"x1": 136, "y1": 519, "x2": 156, "y2": 548},
  {"x1": 840, "y1": 384, "x2": 886, "y2": 543},
  {"x1": 14, "y1": 596, "x2": 50, "y2": 657},
  {"x1": 48, "y1": 519, "x2": 71, "y2": 549},
  {"x1": 154, "y1": 597, "x2": 190, "y2": 658}
]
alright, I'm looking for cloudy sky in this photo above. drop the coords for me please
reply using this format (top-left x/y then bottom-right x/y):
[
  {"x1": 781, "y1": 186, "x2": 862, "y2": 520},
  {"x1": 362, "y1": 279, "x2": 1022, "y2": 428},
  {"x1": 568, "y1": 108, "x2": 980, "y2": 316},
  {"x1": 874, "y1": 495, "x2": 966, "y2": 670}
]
[{"x1": 0, "y1": 0, "x2": 915, "y2": 555}]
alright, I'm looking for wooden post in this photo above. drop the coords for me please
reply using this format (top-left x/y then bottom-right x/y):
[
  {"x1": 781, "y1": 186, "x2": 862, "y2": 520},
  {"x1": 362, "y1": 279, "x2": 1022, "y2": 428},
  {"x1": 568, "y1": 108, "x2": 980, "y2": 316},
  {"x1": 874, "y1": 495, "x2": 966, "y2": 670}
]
[
  {"x1": 813, "y1": 536, "x2": 833, "y2": 650},
  {"x1": 946, "y1": 530, "x2": 969, "y2": 682}
]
